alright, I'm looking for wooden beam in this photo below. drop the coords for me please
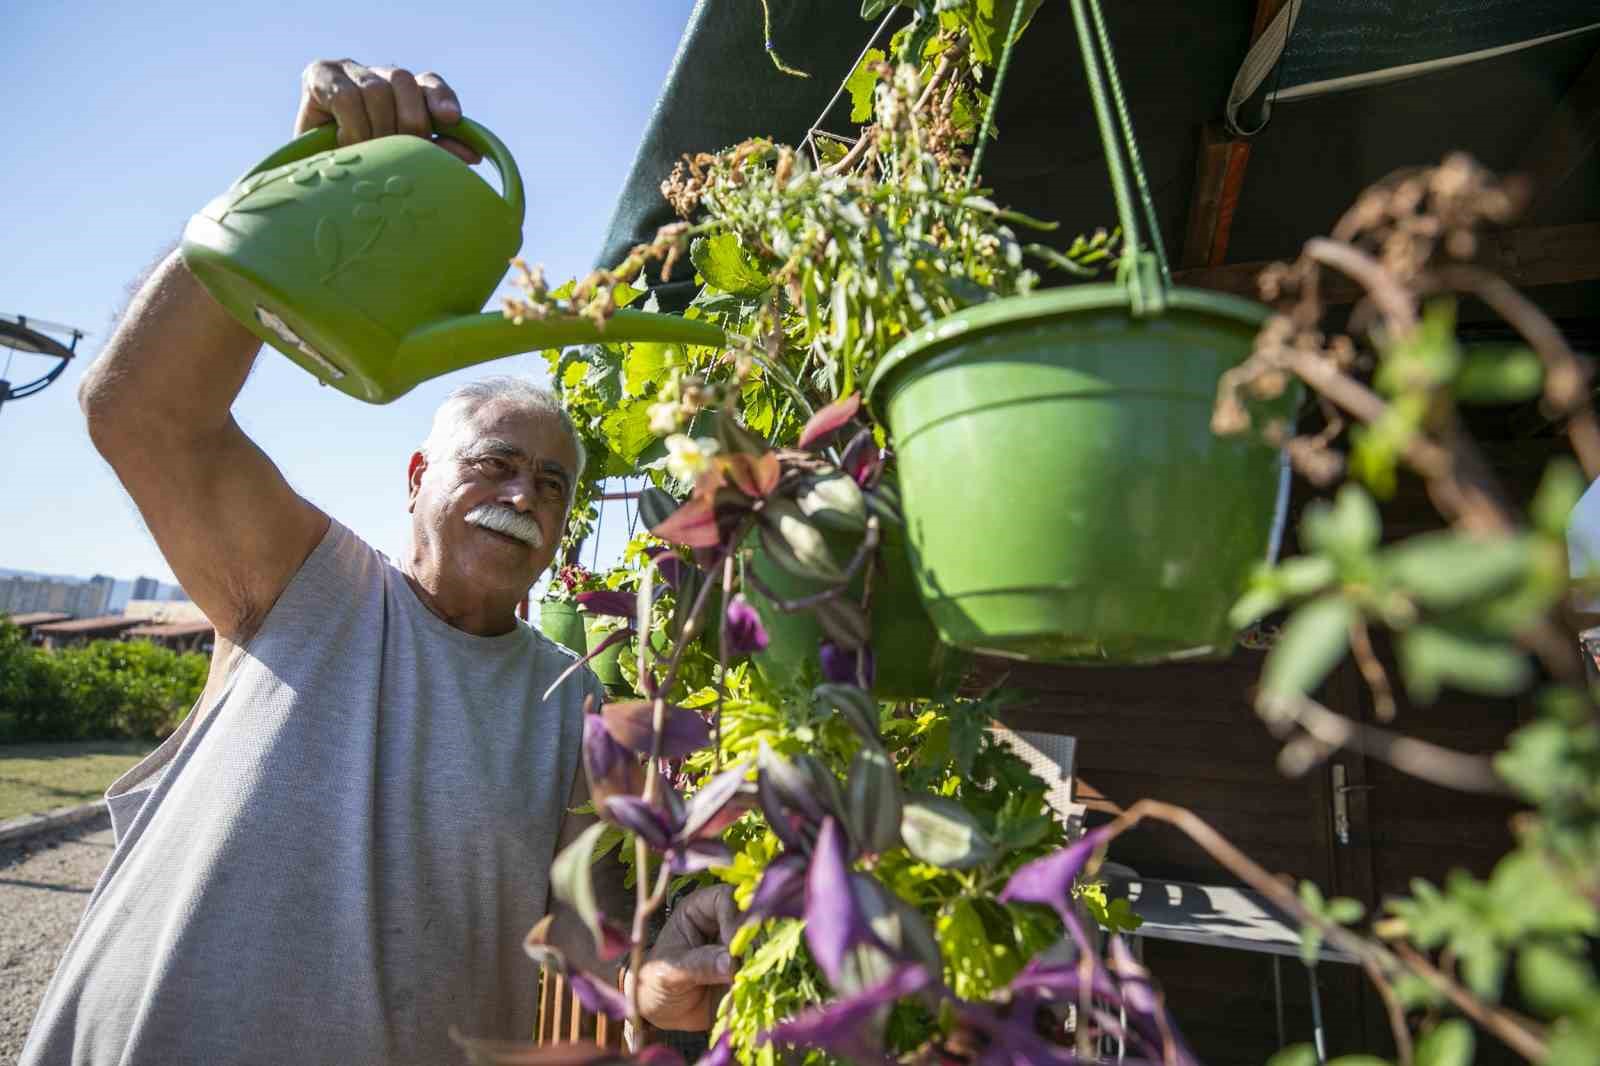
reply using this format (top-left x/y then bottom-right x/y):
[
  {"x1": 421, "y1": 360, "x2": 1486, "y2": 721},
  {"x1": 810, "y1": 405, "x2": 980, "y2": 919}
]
[
  {"x1": 1174, "y1": 222, "x2": 1600, "y2": 302},
  {"x1": 1518, "y1": 44, "x2": 1600, "y2": 216},
  {"x1": 1178, "y1": 0, "x2": 1289, "y2": 268}
]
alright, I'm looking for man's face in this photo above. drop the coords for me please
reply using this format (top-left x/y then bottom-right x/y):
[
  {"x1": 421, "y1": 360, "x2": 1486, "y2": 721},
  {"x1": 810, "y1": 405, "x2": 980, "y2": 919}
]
[{"x1": 407, "y1": 399, "x2": 577, "y2": 597}]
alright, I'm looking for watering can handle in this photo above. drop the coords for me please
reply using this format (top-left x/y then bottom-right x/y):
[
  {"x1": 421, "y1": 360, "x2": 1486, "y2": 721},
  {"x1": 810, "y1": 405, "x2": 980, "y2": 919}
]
[{"x1": 233, "y1": 117, "x2": 526, "y2": 230}]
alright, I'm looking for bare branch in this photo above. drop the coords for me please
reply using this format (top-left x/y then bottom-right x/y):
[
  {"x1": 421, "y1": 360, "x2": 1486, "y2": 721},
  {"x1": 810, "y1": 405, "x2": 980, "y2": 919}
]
[{"x1": 1270, "y1": 694, "x2": 1510, "y2": 795}]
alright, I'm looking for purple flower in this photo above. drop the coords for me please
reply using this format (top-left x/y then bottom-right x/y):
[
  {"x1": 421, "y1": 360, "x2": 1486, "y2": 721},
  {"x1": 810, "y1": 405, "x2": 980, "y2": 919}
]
[
  {"x1": 803, "y1": 817, "x2": 895, "y2": 986},
  {"x1": 599, "y1": 700, "x2": 712, "y2": 759},
  {"x1": 742, "y1": 853, "x2": 808, "y2": 925},
  {"x1": 577, "y1": 589, "x2": 639, "y2": 618},
  {"x1": 646, "y1": 547, "x2": 687, "y2": 590},
  {"x1": 567, "y1": 970, "x2": 629, "y2": 1021},
  {"x1": 763, "y1": 963, "x2": 932, "y2": 1064},
  {"x1": 723, "y1": 595, "x2": 769, "y2": 655},
  {"x1": 692, "y1": 1034, "x2": 734, "y2": 1066},
  {"x1": 999, "y1": 828, "x2": 1111, "y2": 928},
  {"x1": 598, "y1": 763, "x2": 751, "y2": 875},
  {"x1": 583, "y1": 713, "x2": 642, "y2": 806},
  {"x1": 820, "y1": 640, "x2": 875, "y2": 687},
  {"x1": 840, "y1": 427, "x2": 884, "y2": 488},
  {"x1": 756, "y1": 746, "x2": 827, "y2": 852}
]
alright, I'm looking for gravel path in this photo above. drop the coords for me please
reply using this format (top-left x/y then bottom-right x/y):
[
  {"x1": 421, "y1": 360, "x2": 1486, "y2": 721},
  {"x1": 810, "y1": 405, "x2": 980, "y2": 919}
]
[{"x1": 0, "y1": 814, "x2": 113, "y2": 1062}]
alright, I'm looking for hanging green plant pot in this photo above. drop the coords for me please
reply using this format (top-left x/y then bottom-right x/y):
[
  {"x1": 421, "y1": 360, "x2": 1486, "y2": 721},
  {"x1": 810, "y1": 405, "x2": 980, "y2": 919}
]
[
  {"x1": 538, "y1": 600, "x2": 588, "y2": 658},
  {"x1": 584, "y1": 616, "x2": 627, "y2": 688},
  {"x1": 745, "y1": 519, "x2": 967, "y2": 699},
  {"x1": 865, "y1": 285, "x2": 1296, "y2": 665}
]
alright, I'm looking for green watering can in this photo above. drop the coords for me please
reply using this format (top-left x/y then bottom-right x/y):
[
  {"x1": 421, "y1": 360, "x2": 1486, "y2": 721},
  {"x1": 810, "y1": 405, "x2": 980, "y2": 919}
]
[{"x1": 181, "y1": 119, "x2": 724, "y2": 403}]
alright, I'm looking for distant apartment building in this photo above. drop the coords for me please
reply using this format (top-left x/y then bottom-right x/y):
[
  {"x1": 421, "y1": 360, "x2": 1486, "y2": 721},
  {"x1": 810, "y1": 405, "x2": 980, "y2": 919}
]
[
  {"x1": 0, "y1": 573, "x2": 113, "y2": 618},
  {"x1": 131, "y1": 576, "x2": 161, "y2": 601}
]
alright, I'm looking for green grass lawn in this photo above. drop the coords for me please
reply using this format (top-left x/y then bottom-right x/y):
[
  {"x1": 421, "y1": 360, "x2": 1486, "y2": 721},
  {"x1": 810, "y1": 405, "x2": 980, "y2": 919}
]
[{"x1": 0, "y1": 740, "x2": 158, "y2": 822}]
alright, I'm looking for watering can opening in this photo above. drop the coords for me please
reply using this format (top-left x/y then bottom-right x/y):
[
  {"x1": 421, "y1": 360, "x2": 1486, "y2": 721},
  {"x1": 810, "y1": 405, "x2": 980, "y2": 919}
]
[{"x1": 181, "y1": 118, "x2": 725, "y2": 404}]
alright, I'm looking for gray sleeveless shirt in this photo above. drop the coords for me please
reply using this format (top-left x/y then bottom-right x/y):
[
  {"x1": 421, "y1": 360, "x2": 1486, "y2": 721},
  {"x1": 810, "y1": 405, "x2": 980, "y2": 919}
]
[{"x1": 21, "y1": 520, "x2": 597, "y2": 1066}]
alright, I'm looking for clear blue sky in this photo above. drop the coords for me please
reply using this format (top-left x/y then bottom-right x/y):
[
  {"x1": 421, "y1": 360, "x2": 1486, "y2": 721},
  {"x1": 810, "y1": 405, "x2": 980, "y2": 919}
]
[{"x1": 3, "y1": 0, "x2": 703, "y2": 591}]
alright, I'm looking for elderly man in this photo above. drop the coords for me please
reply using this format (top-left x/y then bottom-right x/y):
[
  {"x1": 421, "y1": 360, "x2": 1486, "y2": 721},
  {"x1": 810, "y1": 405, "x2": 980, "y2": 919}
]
[{"x1": 21, "y1": 60, "x2": 733, "y2": 1066}]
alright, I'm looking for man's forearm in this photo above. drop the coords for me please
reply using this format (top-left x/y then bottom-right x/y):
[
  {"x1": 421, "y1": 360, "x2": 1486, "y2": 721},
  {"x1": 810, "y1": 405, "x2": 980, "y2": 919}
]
[{"x1": 80, "y1": 249, "x2": 261, "y2": 445}]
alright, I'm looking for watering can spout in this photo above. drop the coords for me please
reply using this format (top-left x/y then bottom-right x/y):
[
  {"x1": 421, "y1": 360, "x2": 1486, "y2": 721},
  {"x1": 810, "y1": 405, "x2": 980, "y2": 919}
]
[{"x1": 392, "y1": 309, "x2": 726, "y2": 398}]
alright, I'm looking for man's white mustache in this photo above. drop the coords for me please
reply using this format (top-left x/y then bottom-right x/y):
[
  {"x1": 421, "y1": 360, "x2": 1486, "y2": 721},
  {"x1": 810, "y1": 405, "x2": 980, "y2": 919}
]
[{"x1": 465, "y1": 504, "x2": 545, "y2": 549}]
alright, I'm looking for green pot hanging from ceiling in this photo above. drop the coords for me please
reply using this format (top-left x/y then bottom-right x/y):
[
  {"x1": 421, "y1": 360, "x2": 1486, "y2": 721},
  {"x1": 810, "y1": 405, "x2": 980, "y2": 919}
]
[
  {"x1": 865, "y1": 0, "x2": 1298, "y2": 665},
  {"x1": 745, "y1": 515, "x2": 967, "y2": 699},
  {"x1": 584, "y1": 615, "x2": 627, "y2": 688},
  {"x1": 538, "y1": 600, "x2": 588, "y2": 658}
]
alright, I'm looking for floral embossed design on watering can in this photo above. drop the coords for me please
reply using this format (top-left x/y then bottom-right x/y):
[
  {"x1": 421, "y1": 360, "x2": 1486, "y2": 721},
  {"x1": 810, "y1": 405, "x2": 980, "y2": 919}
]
[{"x1": 181, "y1": 119, "x2": 723, "y2": 404}]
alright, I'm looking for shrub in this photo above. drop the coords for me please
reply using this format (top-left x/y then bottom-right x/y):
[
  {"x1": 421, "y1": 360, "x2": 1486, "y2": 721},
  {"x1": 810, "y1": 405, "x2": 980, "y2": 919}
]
[{"x1": 0, "y1": 622, "x2": 208, "y2": 741}]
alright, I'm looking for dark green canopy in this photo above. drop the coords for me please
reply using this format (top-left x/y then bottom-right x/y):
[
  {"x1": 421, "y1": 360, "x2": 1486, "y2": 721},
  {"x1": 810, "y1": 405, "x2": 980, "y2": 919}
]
[{"x1": 596, "y1": 1, "x2": 1598, "y2": 310}]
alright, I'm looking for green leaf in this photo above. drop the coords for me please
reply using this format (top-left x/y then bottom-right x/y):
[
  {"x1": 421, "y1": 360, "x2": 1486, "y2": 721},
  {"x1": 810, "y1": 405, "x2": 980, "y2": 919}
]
[
  {"x1": 689, "y1": 234, "x2": 772, "y2": 297},
  {"x1": 814, "y1": 682, "x2": 880, "y2": 741},
  {"x1": 846, "y1": 746, "x2": 903, "y2": 853},
  {"x1": 550, "y1": 821, "x2": 609, "y2": 949},
  {"x1": 901, "y1": 795, "x2": 996, "y2": 869},
  {"x1": 1381, "y1": 532, "x2": 1532, "y2": 610},
  {"x1": 622, "y1": 342, "x2": 678, "y2": 400},
  {"x1": 638, "y1": 487, "x2": 679, "y2": 530},
  {"x1": 1399, "y1": 624, "x2": 1530, "y2": 703},
  {"x1": 952, "y1": 0, "x2": 1046, "y2": 65},
  {"x1": 937, "y1": 899, "x2": 1011, "y2": 1000},
  {"x1": 1278, "y1": 555, "x2": 1340, "y2": 597},
  {"x1": 1455, "y1": 345, "x2": 1543, "y2": 403},
  {"x1": 1325, "y1": 1058, "x2": 1394, "y2": 1066},
  {"x1": 1327, "y1": 897, "x2": 1365, "y2": 924},
  {"x1": 759, "y1": 498, "x2": 846, "y2": 583},
  {"x1": 1488, "y1": 850, "x2": 1598, "y2": 938},
  {"x1": 794, "y1": 472, "x2": 867, "y2": 533},
  {"x1": 1377, "y1": 297, "x2": 1460, "y2": 394},
  {"x1": 1546, "y1": 1016, "x2": 1600, "y2": 1066},
  {"x1": 845, "y1": 48, "x2": 887, "y2": 123},
  {"x1": 860, "y1": 0, "x2": 896, "y2": 18},
  {"x1": 1265, "y1": 1047, "x2": 1319, "y2": 1066},
  {"x1": 599, "y1": 399, "x2": 657, "y2": 468},
  {"x1": 1230, "y1": 585, "x2": 1284, "y2": 630},
  {"x1": 813, "y1": 594, "x2": 870, "y2": 650},
  {"x1": 1260, "y1": 596, "x2": 1355, "y2": 702},
  {"x1": 1532, "y1": 458, "x2": 1585, "y2": 539},
  {"x1": 1301, "y1": 484, "x2": 1381, "y2": 560},
  {"x1": 1517, "y1": 943, "x2": 1597, "y2": 1018}
]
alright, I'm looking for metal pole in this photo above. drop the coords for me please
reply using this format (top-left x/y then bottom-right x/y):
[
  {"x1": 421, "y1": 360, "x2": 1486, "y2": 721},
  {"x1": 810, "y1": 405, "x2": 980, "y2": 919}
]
[{"x1": 1307, "y1": 963, "x2": 1327, "y2": 1063}]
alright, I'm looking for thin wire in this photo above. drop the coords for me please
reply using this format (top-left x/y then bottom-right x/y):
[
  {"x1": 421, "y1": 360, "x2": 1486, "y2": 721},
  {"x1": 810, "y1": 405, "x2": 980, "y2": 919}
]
[
  {"x1": 1067, "y1": 0, "x2": 1141, "y2": 266},
  {"x1": 758, "y1": 0, "x2": 811, "y2": 77},
  {"x1": 965, "y1": 0, "x2": 1033, "y2": 189},
  {"x1": 2, "y1": 343, "x2": 15, "y2": 382},
  {"x1": 624, "y1": 477, "x2": 640, "y2": 538},
  {"x1": 1084, "y1": 0, "x2": 1170, "y2": 284},
  {"x1": 801, "y1": 8, "x2": 899, "y2": 156}
]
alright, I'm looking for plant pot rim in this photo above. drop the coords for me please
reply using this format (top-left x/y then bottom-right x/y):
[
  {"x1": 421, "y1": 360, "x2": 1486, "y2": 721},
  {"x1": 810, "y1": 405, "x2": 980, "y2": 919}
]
[{"x1": 864, "y1": 283, "x2": 1269, "y2": 416}]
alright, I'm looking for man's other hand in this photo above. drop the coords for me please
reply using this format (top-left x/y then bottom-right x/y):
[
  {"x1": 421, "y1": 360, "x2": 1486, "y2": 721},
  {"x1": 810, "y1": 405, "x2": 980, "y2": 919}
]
[
  {"x1": 633, "y1": 884, "x2": 739, "y2": 1032},
  {"x1": 295, "y1": 59, "x2": 481, "y2": 163}
]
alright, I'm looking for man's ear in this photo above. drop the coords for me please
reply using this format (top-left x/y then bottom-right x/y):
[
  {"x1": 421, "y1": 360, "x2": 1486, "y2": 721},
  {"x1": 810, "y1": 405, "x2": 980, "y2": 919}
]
[{"x1": 407, "y1": 451, "x2": 427, "y2": 513}]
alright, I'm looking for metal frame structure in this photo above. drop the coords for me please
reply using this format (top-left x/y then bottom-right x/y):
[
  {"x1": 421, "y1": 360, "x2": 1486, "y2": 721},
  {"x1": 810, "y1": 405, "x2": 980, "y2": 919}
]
[{"x1": 0, "y1": 313, "x2": 85, "y2": 417}]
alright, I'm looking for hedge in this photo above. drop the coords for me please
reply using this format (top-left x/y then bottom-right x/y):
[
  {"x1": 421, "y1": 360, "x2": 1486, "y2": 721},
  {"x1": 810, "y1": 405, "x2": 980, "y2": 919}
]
[{"x1": 0, "y1": 622, "x2": 208, "y2": 741}]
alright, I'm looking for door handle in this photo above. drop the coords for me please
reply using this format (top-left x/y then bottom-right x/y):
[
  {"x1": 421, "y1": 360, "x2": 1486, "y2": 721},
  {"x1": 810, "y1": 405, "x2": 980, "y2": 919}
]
[{"x1": 1331, "y1": 764, "x2": 1374, "y2": 845}]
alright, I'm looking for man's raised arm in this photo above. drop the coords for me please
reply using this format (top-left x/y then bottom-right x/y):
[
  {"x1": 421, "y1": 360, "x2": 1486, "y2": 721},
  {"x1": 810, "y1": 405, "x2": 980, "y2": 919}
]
[{"x1": 79, "y1": 60, "x2": 478, "y2": 642}]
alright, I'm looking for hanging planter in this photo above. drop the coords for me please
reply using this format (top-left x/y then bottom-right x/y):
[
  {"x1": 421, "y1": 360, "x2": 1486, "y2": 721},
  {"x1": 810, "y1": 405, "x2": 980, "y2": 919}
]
[
  {"x1": 584, "y1": 616, "x2": 627, "y2": 688},
  {"x1": 745, "y1": 518, "x2": 967, "y2": 698},
  {"x1": 866, "y1": 0, "x2": 1297, "y2": 664},
  {"x1": 538, "y1": 599, "x2": 587, "y2": 658}
]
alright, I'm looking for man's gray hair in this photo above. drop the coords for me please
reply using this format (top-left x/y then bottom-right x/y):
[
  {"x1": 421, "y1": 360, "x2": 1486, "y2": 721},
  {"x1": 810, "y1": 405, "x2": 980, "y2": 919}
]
[{"x1": 422, "y1": 376, "x2": 587, "y2": 502}]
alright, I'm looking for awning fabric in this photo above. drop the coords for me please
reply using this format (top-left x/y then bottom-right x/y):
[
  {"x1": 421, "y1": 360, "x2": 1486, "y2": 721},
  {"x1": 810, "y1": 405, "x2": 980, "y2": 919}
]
[{"x1": 1228, "y1": 0, "x2": 1600, "y2": 133}]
